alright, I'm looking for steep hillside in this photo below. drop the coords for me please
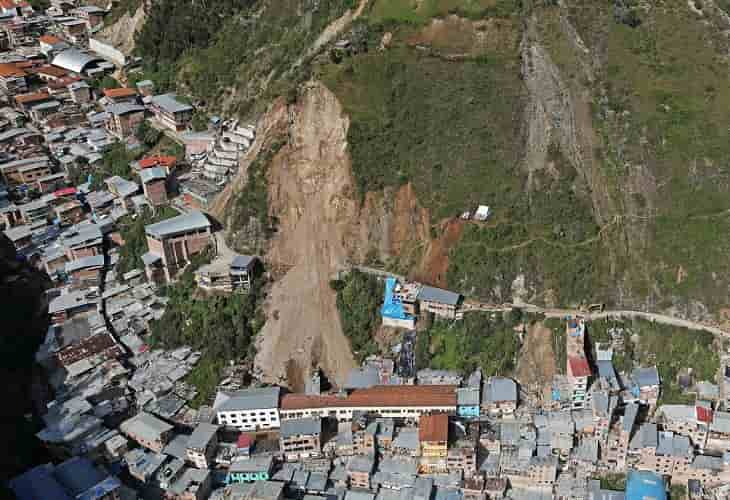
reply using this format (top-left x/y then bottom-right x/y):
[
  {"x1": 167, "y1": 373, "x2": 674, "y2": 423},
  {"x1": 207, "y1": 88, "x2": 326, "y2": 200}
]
[{"x1": 117, "y1": 0, "x2": 730, "y2": 382}]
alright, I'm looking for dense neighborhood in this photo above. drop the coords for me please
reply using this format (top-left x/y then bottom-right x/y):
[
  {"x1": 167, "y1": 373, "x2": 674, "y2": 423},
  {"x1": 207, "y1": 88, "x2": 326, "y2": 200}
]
[{"x1": 1, "y1": 0, "x2": 730, "y2": 500}]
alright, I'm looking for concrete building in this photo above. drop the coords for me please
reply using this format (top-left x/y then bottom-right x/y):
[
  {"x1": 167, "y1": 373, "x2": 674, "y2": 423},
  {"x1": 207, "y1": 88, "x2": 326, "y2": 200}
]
[
  {"x1": 280, "y1": 385, "x2": 457, "y2": 422},
  {"x1": 418, "y1": 413, "x2": 448, "y2": 473},
  {"x1": 150, "y1": 93, "x2": 193, "y2": 131},
  {"x1": 417, "y1": 285, "x2": 461, "y2": 319},
  {"x1": 143, "y1": 210, "x2": 212, "y2": 283},
  {"x1": 482, "y1": 377, "x2": 518, "y2": 417},
  {"x1": 381, "y1": 277, "x2": 416, "y2": 329},
  {"x1": 214, "y1": 387, "x2": 281, "y2": 431},
  {"x1": 105, "y1": 102, "x2": 145, "y2": 138},
  {"x1": 0, "y1": 62, "x2": 27, "y2": 94},
  {"x1": 120, "y1": 412, "x2": 174, "y2": 453},
  {"x1": 566, "y1": 318, "x2": 591, "y2": 410},
  {"x1": 457, "y1": 387, "x2": 481, "y2": 418},
  {"x1": 139, "y1": 166, "x2": 168, "y2": 206},
  {"x1": 279, "y1": 417, "x2": 322, "y2": 461},
  {"x1": 185, "y1": 422, "x2": 218, "y2": 469},
  {"x1": 226, "y1": 455, "x2": 274, "y2": 484},
  {"x1": 346, "y1": 455, "x2": 374, "y2": 489}
]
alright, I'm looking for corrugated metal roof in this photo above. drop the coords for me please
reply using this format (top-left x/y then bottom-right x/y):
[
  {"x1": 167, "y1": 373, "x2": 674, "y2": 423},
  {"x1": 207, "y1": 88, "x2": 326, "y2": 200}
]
[
  {"x1": 626, "y1": 471, "x2": 666, "y2": 500},
  {"x1": 186, "y1": 422, "x2": 218, "y2": 450},
  {"x1": 145, "y1": 210, "x2": 210, "y2": 239},
  {"x1": 139, "y1": 166, "x2": 166, "y2": 184},
  {"x1": 417, "y1": 285, "x2": 460, "y2": 306},
  {"x1": 214, "y1": 386, "x2": 280, "y2": 412},
  {"x1": 151, "y1": 93, "x2": 192, "y2": 114},
  {"x1": 280, "y1": 417, "x2": 321, "y2": 438},
  {"x1": 64, "y1": 254, "x2": 104, "y2": 273}
]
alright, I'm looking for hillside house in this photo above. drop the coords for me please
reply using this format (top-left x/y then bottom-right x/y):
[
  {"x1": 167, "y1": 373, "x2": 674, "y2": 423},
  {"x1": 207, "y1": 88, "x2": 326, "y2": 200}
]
[
  {"x1": 150, "y1": 93, "x2": 193, "y2": 131},
  {"x1": 417, "y1": 285, "x2": 462, "y2": 319},
  {"x1": 482, "y1": 377, "x2": 518, "y2": 417},
  {"x1": 418, "y1": 414, "x2": 448, "y2": 473},
  {"x1": 102, "y1": 87, "x2": 138, "y2": 104},
  {"x1": 214, "y1": 387, "x2": 281, "y2": 431},
  {"x1": 0, "y1": 62, "x2": 27, "y2": 94},
  {"x1": 120, "y1": 412, "x2": 174, "y2": 453},
  {"x1": 280, "y1": 417, "x2": 322, "y2": 461},
  {"x1": 143, "y1": 210, "x2": 212, "y2": 283},
  {"x1": 104, "y1": 102, "x2": 145, "y2": 138},
  {"x1": 186, "y1": 423, "x2": 218, "y2": 469},
  {"x1": 139, "y1": 166, "x2": 167, "y2": 206}
]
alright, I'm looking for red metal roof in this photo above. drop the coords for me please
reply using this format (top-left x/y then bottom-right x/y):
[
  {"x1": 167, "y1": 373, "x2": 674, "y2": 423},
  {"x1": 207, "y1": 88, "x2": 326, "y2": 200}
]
[
  {"x1": 696, "y1": 405, "x2": 714, "y2": 424},
  {"x1": 103, "y1": 87, "x2": 137, "y2": 99},
  {"x1": 53, "y1": 187, "x2": 76, "y2": 197},
  {"x1": 139, "y1": 155, "x2": 177, "y2": 169},
  {"x1": 15, "y1": 91, "x2": 49, "y2": 104},
  {"x1": 39, "y1": 34, "x2": 62, "y2": 45},
  {"x1": 568, "y1": 356, "x2": 591, "y2": 377},
  {"x1": 0, "y1": 62, "x2": 25, "y2": 78},
  {"x1": 419, "y1": 413, "x2": 449, "y2": 443}
]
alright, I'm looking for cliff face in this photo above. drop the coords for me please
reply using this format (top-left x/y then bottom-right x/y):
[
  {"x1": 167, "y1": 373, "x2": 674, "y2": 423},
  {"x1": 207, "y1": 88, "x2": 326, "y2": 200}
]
[{"x1": 0, "y1": 234, "x2": 51, "y2": 481}]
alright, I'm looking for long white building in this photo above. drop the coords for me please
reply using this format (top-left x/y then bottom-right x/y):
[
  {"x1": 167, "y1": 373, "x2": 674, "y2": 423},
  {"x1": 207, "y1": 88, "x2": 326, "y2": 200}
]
[{"x1": 213, "y1": 387, "x2": 281, "y2": 431}]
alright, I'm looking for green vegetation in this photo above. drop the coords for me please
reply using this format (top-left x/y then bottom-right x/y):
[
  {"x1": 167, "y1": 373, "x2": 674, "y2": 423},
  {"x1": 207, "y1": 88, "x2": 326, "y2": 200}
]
[
  {"x1": 89, "y1": 75, "x2": 120, "y2": 92},
  {"x1": 368, "y1": 0, "x2": 521, "y2": 24},
  {"x1": 331, "y1": 270, "x2": 383, "y2": 363},
  {"x1": 89, "y1": 142, "x2": 140, "y2": 190},
  {"x1": 421, "y1": 312, "x2": 521, "y2": 376},
  {"x1": 669, "y1": 484, "x2": 687, "y2": 500},
  {"x1": 105, "y1": 0, "x2": 142, "y2": 25},
  {"x1": 115, "y1": 206, "x2": 179, "y2": 275},
  {"x1": 544, "y1": 317, "x2": 566, "y2": 374},
  {"x1": 150, "y1": 253, "x2": 265, "y2": 406},
  {"x1": 226, "y1": 140, "x2": 284, "y2": 253},
  {"x1": 598, "y1": 473, "x2": 626, "y2": 491},
  {"x1": 135, "y1": 121, "x2": 162, "y2": 149}
]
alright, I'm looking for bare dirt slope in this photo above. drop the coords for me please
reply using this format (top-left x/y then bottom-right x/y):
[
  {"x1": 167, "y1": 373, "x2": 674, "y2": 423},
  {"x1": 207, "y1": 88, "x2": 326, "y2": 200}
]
[
  {"x1": 95, "y1": 5, "x2": 147, "y2": 55},
  {"x1": 253, "y1": 81, "x2": 358, "y2": 389},
  {"x1": 516, "y1": 321, "x2": 557, "y2": 403}
]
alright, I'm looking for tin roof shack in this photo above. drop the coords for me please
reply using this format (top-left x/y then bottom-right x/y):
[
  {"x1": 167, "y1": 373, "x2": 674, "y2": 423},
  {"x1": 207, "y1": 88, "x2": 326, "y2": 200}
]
[
  {"x1": 139, "y1": 165, "x2": 168, "y2": 206},
  {"x1": 150, "y1": 93, "x2": 193, "y2": 132},
  {"x1": 418, "y1": 413, "x2": 448, "y2": 474},
  {"x1": 482, "y1": 377, "x2": 518, "y2": 417},
  {"x1": 417, "y1": 285, "x2": 462, "y2": 320},
  {"x1": 120, "y1": 411, "x2": 174, "y2": 452},
  {"x1": 19, "y1": 196, "x2": 51, "y2": 224},
  {"x1": 64, "y1": 253, "x2": 103, "y2": 287},
  {"x1": 105, "y1": 175, "x2": 139, "y2": 208},
  {"x1": 280, "y1": 417, "x2": 323, "y2": 462},
  {"x1": 196, "y1": 254, "x2": 258, "y2": 293},
  {"x1": 186, "y1": 422, "x2": 219, "y2": 469},
  {"x1": 48, "y1": 287, "x2": 98, "y2": 324},
  {"x1": 0, "y1": 61, "x2": 27, "y2": 94},
  {"x1": 105, "y1": 102, "x2": 145, "y2": 139},
  {"x1": 144, "y1": 210, "x2": 212, "y2": 283},
  {"x1": 68, "y1": 80, "x2": 91, "y2": 105},
  {"x1": 86, "y1": 190, "x2": 115, "y2": 219},
  {"x1": 180, "y1": 178, "x2": 219, "y2": 211}
]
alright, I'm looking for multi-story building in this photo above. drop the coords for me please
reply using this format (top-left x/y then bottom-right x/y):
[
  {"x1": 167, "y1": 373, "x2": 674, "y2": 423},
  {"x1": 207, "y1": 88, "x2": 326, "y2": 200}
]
[
  {"x1": 185, "y1": 423, "x2": 218, "y2": 469},
  {"x1": 0, "y1": 155, "x2": 50, "y2": 186},
  {"x1": 346, "y1": 455, "x2": 374, "y2": 489},
  {"x1": 566, "y1": 318, "x2": 591, "y2": 410},
  {"x1": 213, "y1": 387, "x2": 280, "y2": 431},
  {"x1": 139, "y1": 166, "x2": 168, "y2": 206},
  {"x1": 225, "y1": 455, "x2": 274, "y2": 484},
  {"x1": 418, "y1": 413, "x2": 448, "y2": 474},
  {"x1": 120, "y1": 412, "x2": 174, "y2": 453},
  {"x1": 0, "y1": 62, "x2": 27, "y2": 94},
  {"x1": 482, "y1": 377, "x2": 518, "y2": 416},
  {"x1": 105, "y1": 102, "x2": 145, "y2": 138},
  {"x1": 143, "y1": 210, "x2": 212, "y2": 283},
  {"x1": 457, "y1": 387, "x2": 481, "y2": 418},
  {"x1": 65, "y1": 254, "x2": 104, "y2": 287},
  {"x1": 416, "y1": 285, "x2": 462, "y2": 319},
  {"x1": 631, "y1": 366, "x2": 661, "y2": 407},
  {"x1": 150, "y1": 93, "x2": 193, "y2": 132},
  {"x1": 279, "y1": 417, "x2": 322, "y2": 461},
  {"x1": 280, "y1": 385, "x2": 457, "y2": 422},
  {"x1": 657, "y1": 404, "x2": 710, "y2": 448},
  {"x1": 63, "y1": 224, "x2": 103, "y2": 260}
]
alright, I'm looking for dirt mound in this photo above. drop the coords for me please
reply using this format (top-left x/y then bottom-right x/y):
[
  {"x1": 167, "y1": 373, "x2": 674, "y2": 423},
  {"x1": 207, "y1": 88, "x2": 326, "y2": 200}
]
[
  {"x1": 413, "y1": 219, "x2": 465, "y2": 287},
  {"x1": 516, "y1": 321, "x2": 557, "y2": 403},
  {"x1": 253, "y1": 81, "x2": 357, "y2": 388}
]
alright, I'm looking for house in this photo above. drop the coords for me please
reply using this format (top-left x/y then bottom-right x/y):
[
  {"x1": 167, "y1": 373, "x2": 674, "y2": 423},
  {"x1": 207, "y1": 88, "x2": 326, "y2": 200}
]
[
  {"x1": 226, "y1": 455, "x2": 274, "y2": 484},
  {"x1": 120, "y1": 411, "x2": 174, "y2": 452},
  {"x1": 20, "y1": 197, "x2": 51, "y2": 224},
  {"x1": 39, "y1": 34, "x2": 68, "y2": 57},
  {"x1": 10, "y1": 457, "x2": 121, "y2": 500},
  {"x1": 139, "y1": 166, "x2": 168, "y2": 206},
  {"x1": 186, "y1": 422, "x2": 218, "y2": 469},
  {"x1": 0, "y1": 62, "x2": 27, "y2": 94},
  {"x1": 136, "y1": 79, "x2": 154, "y2": 96},
  {"x1": 417, "y1": 369, "x2": 462, "y2": 386},
  {"x1": 0, "y1": 155, "x2": 51, "y2": 186},
  {"x1": 143, "y1": 210, "x2": 212, "y2": 283},
  {"x1": 104, "y1": 102, "x2": 145, "y2": 138},
  {"x1": 346, "y1": 455, "x2": 375, "y2": 489},
  {"x1": 279, "y1": 417, "x2": 322, "y2": 461},
  {"x1": 86, "y1": 190, "x2": 116, "y2": 219},
  {"x1": 214, "y1": 386, "x2": 281, "y2": 431},
  {"x1": 14, "y1": 91, "x2": 53, "y2": 112},
  {"x1": 631, "y1": 366, "x2": 661, "y2": 407},
  {"x1": 63, "y1": 224, "x2": 103, "y2": 259},
  {"x1": 708, "y1": 411, "x2": 730, "y2": 452},
  {"x1": 60, "y1": 20, "x2": 88, "y2": 45},
  {"x1": 72, "y1": 5, "x2": 105, "y2": 28},
  {"x1": 180, "y1": 178, "x2": 219, "y2": 211},
  {"x1": 381, "y1": 277, "x2": 416, "y2": 329},
  {"x1": 135, "y1": 155, "x2": 177, "y2": 175},
  {"x1": 64, "y1": 254, "x2": 104, "y2": 287},
  {"x1": 105, "y1": 175, "x2": 139, "y2": 206},
  {"x1": 230, "y1": 254, "x2": 257, "y2": 291},
  {"x1": 4, "y1": 223, "x2": 31, "y2": 250},
  {"x1": 418, "y1": 413, "x2": 448, "y2": 473},
  {"x1": 103, "y1": 87, "x2": 138, "y2": 104},
  {"x1": 167, "y1": 467, "x2": 211, "y2": 500},
  {"x1": 150, "y1": 93, "x2": 193, "y2": 131},
  {"x1": 417, "y1": 285, "x2": 462, "y2": 319},
  {"x1": 0, "y1": 0, "x2": 33, "y2": 19},
  {"x1": 482, "y1": 377, "x2": 518, "y2": 416},
  {"x1": 36, "y1": 172, "x2": 67, "y2": 194},
  {"x1": 657, "y1": 404, "x2": 709, "y2": 448},
  {"x1": 68, "y1": 80, "x2": 91, "y2": 105},
  {"x1": 566, "y1": 318, "x2": 591, "y2": 410}
]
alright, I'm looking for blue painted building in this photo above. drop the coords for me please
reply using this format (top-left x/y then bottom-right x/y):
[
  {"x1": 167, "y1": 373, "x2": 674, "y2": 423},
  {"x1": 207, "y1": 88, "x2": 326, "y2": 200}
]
[
  {"x1": 226, "y1": 455, "x2": 273, "y2": 484},
  {"x1": 457, "y1": 387, "x2": 481, "y2": 418},
  {"x1": 626, "y1": 470, "x2": 666, "y2": 500},
  {"x1": 381, "y1": 277, "x2": 416, "y2": 329}
]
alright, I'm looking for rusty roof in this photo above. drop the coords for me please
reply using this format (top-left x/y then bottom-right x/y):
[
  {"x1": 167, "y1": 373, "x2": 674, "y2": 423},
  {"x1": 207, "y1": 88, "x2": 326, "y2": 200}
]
[
  {"x1": 56, "y1": 333, "x2": 122, "y2": 366},
  {"x1": 281, "y1": 385, "x2": 457, "y2": 411},
  {"x1": 103, "y1": 87, "x2": 137, "y2": 99},
  {"x1": 15, "y1": 91, "x2": 50, "y2": 104},
  {"x1": 0, "y1": 63, "x2": 26, "y2": 78},
  {"x1": 418, "y1": 413, "x2": 449, "y2": 443}
]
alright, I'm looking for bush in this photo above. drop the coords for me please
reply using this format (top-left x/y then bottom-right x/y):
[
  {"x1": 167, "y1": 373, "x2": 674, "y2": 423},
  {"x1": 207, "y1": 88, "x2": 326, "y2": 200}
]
[{"x1": 333, "y1": 271, "x2": 383, "y2": 362}]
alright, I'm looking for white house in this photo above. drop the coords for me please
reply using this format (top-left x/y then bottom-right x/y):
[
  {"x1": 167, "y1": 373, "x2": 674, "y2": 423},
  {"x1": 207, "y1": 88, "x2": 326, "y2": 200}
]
[{"x1": 214, "y1": 387, "x2": 280, "y2": 431}]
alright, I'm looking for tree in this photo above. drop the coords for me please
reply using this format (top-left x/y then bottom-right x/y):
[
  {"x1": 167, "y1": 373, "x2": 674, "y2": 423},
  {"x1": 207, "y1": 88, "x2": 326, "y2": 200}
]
[{"x1": 135, "y1": 121, "x2": 162, "y2": 148}]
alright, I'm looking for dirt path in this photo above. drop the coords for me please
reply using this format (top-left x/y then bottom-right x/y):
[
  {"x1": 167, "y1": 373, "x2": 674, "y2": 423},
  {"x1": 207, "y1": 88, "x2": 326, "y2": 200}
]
[{"x1": 253, "y1": 82, "x2": 357, "y2": 389}]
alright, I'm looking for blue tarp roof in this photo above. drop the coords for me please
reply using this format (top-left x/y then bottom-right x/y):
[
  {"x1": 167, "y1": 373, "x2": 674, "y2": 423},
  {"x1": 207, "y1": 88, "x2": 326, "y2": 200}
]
[{"x1": 381, "y1": 277, "x2": 414, "y2": 320}]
